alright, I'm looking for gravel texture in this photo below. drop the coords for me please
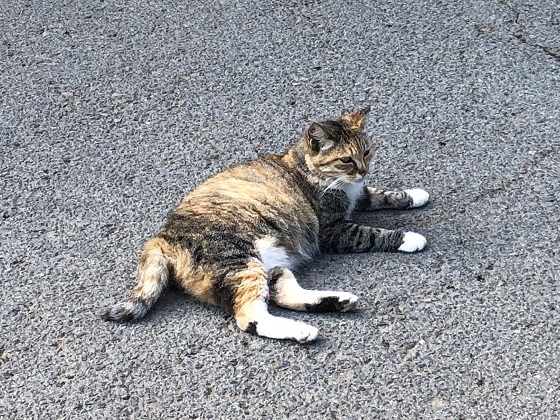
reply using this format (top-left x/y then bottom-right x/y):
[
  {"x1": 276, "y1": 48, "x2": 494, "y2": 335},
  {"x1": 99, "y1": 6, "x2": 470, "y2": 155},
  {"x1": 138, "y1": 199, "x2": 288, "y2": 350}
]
[{"x1": 1, "y1": 0, "x2": 559, "y2": 418}]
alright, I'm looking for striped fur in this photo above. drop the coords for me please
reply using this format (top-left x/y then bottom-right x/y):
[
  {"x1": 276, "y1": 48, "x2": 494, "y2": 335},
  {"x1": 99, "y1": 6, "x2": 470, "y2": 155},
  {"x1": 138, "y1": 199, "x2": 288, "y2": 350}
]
[{"x1": 101, "y1": 107, "x2": 430, "y2": 342}]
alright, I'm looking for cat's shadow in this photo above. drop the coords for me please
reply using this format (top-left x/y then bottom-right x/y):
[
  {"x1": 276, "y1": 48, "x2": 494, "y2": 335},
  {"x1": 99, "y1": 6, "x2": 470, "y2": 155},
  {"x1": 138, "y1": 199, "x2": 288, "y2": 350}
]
[
  {"x1": 356, "y1": 205, "x2": 433, "y2": 230},
  {"x1": 140, "y1": 203, "x2": 433, "y2": 324},
  {"x1": 142, "y1": 266, "x2": 366, "y2": 324}
]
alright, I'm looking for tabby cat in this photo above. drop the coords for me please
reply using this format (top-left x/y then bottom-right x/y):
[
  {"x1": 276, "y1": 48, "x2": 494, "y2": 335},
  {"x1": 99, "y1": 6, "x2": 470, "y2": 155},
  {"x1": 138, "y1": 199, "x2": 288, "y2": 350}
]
[{"x1": 101, "y1": 107, "x2": 429, "y2": 343}]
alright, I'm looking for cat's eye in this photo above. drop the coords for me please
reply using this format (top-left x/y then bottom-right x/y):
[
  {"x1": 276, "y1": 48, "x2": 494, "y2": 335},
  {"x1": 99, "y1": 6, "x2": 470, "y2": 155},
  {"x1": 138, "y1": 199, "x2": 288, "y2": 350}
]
[
  {"x1": 364, "y1": 149, "x2": 371, "y2": 157},
  {"x1": 339, "y1": 157, "x2": 353, "y2": 164}
]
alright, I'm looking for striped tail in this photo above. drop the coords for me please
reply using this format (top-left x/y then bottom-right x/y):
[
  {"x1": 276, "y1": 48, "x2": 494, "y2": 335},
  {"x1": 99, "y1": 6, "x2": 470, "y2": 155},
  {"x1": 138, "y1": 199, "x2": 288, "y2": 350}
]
[{"x1": 101, "y1": 239, "x2": 170, "y2": 322}]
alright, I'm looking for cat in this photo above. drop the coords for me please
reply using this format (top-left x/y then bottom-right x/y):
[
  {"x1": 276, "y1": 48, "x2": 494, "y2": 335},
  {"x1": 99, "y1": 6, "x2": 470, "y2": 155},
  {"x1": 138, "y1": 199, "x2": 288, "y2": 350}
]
[{"x1": 100, "y1": 106, "x2": 429, "y2": 343}]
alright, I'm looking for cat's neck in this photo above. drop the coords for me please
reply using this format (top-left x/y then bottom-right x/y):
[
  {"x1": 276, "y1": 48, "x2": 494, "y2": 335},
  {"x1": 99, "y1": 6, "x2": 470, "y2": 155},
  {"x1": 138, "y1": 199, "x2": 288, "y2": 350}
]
[
  {"x1": 282, "y1": 142, "x2": 327, "y2": 190},
  {"x1": 282, "y1": 142, "x2": 364, "y2": 217}
]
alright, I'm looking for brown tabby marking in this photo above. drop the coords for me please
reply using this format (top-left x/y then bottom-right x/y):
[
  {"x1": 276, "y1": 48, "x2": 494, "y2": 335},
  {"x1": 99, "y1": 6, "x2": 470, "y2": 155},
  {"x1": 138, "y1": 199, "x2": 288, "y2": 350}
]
[{"x1": 101, "y1": 106, "x2": 430, "y2": 342}]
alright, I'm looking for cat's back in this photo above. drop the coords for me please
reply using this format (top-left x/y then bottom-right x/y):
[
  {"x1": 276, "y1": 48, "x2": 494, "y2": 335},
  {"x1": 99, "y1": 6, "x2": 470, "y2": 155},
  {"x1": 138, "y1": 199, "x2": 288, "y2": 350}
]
[
  {"x1": 168, "y1": 155, "x2": 319, "y2": 246},
  {"x1": 184, "y1": 154, "x2": 304, "y2": 208}
]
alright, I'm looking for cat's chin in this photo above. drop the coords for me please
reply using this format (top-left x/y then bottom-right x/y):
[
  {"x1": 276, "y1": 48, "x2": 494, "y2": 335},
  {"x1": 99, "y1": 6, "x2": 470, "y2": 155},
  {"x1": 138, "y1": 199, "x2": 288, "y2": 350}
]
[
  {"x1": 335, "y1": 177, "x2": 364, "y2": 187},
  {"x1": 350, "y1": 176, "x2": 366, "y2": 184}
]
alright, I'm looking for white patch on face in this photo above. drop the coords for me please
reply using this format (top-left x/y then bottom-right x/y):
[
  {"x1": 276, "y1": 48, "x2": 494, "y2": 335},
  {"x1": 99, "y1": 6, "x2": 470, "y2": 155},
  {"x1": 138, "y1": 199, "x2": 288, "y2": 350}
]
[
  {"x1": 404, "y1": 188, "x2": 430, "y2": 208},
  {"x1": 255, "y1": 237, "x2": 292, "y2": 270},
  {"x1": 251, "y1": 300, "x2": 319, "y2": 343},
  {"x1": 398, "y1": 231, "x2": 427, "y2": 252},
  {"x1": 342, "y1": 180, "x2": 364, "y2": 218}
]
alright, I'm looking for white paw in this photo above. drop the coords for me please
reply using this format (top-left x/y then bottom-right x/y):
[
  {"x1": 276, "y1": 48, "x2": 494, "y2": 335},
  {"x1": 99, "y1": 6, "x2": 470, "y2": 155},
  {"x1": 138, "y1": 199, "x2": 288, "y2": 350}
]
[
  {"x1": 293, "y1": 322, "x2": 319, "y2": 343},
  {"x1": 398, "y1": 231, "x2": 427, "y2": 252},
  {"x1": 254, "y1": 313, "x2": 319, "y2": 343},
  {"x1": 405, "y1": 188, "x2": 430, "y2": 208},
  {"x1": 333, "y1": 292, "x2": 359, "y2": 312}
]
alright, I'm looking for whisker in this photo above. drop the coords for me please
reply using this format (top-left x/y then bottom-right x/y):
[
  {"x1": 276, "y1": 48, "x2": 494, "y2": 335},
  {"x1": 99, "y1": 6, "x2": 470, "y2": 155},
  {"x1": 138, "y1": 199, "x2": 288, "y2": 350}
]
[{"x1": 321, "y1": 178, "x2": 343, "y2": 197}]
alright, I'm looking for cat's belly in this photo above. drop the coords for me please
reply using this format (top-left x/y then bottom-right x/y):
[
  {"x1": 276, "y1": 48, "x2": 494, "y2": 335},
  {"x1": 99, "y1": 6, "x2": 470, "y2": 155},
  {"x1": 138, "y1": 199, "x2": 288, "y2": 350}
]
[
  {"x1": 255, "y1": 236, "x2": 317, "y2": 271},
  {"x1": 174, "y1": 158, "x2": 321, "y2": 270}
]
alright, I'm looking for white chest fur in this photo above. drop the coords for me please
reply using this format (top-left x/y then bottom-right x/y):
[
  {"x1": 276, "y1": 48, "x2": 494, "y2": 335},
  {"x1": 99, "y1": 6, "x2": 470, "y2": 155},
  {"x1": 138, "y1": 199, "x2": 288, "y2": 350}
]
[{"x1": 342, "y1": 181, "x2": 364, "y2": 219}]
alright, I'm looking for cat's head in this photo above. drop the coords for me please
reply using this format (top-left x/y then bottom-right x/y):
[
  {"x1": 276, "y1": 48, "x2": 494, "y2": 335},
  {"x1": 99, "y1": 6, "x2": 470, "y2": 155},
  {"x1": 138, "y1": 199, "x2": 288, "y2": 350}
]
[{"x1": 302, "y1": 106, "x2": 373, "y2": 186}]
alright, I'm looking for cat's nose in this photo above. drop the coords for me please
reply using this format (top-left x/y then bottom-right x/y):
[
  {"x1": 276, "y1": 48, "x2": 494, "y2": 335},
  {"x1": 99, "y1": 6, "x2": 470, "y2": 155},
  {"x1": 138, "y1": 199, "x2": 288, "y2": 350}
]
[{"x1": 358, "y1": 168, "x2": 367, "y2": 176}]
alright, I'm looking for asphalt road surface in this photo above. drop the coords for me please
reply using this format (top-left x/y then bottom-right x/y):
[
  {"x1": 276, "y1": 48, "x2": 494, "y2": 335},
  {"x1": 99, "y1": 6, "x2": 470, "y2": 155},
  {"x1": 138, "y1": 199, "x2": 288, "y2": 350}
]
[{"x1": 1, "y1": 0, "x2": 559, "y2": 418}]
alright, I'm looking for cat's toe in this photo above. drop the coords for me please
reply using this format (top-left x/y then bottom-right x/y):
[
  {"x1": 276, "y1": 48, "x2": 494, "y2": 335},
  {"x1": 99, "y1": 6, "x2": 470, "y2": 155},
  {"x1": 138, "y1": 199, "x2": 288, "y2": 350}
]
[
  {"x1": 295, "y1": 324, "x2": 319, "y2": 343},
  {"x1": 398, "y1": 231, "x2": 427, "y2": 252},
  {"x1": 336, "y1": 292, "x2": 358, "y2": 312},
  {"x1": 306, "y1": 293, "x2": 359, "y2": 312},
  {"x1": 405, "y1": 188, "x2": 430, "y2": 208}
]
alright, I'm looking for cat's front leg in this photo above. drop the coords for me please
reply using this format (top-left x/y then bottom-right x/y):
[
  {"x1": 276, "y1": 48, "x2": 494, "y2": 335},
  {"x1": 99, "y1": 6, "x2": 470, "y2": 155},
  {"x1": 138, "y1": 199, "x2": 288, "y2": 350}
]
[
  {"x1": 320, "y1": 223, "x2": 426, "y2": 253},
  {"x1": 357, "y1": 187, "x2": 429, "y2": 210}
]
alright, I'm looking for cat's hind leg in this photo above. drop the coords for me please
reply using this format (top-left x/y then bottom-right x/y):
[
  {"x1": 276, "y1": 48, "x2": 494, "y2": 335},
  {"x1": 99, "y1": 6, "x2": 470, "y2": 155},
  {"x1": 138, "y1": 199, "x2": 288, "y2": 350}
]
[
  {"x1": 231, "y1": 263, "x2": 319, "y2": 343},
  {"x1": 270, "y1": 267, "x2": 358, "y2": 312}
]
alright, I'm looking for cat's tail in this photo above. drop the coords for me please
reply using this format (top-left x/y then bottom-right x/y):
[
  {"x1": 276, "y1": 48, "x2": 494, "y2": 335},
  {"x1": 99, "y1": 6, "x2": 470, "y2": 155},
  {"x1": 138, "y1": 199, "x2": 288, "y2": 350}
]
[{"x1": 100, "y1": 238, "x2": 170, "y2": 322}]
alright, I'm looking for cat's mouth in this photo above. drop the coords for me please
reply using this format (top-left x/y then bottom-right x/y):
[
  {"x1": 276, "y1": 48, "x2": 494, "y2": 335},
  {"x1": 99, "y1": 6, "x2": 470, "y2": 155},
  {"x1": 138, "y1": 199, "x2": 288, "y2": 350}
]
[
  {"x1": 350, "y1": 174, "x2": 366, "y2": 183},
  {"x1": 322, "y1": 174, "x2": 366, "y2": 191},
  {"x1": 336, "y1": 174, "x2": 366, "y2": 185}
]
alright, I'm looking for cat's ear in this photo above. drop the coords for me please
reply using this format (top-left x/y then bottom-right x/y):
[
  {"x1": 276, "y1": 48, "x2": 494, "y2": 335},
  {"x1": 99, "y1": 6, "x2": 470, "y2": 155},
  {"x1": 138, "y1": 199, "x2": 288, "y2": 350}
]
[
  {"x1": 342, "y1": 106, "x2": 371, "y2": 130},
  {"x1": 306, "y1": 123, "x2": 334, "y2": 153}
]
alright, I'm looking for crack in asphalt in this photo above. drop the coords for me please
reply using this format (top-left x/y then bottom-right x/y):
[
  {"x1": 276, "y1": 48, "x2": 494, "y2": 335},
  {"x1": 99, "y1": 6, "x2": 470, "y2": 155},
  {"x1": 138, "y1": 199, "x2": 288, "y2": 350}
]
[
  {"x1": 499, "y1": 0, "x2": 560, "y2": 62},
  {"x1": 429, "y1": 145, "x2": 559, "y2": 225},
  {"x1": 512, "y1": 34, "x2": 560, "y2": 62},
  {"x1": 461, "y1": 145, "x2": 558, "y2": 206}
]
